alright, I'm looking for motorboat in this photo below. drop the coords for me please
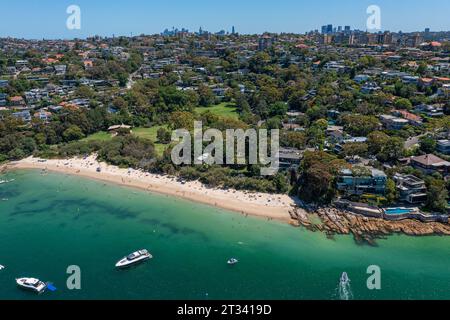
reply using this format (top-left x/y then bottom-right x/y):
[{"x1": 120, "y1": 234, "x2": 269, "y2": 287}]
[
  {"x1": 115, "y1": 249, "x2": 152, "y2": 268},
  {"x1": 16, "y1": 278, "x2": 47, "y2": 294},
  {"x1": 227, "y1": 258, "x2": 239, "y2": 265},
  {"x1": 340, "y1": 272, "x2": 350, "y2": 285},
  {"x1": 0, "y1": 265, "x2": 5, "y2": 270}
]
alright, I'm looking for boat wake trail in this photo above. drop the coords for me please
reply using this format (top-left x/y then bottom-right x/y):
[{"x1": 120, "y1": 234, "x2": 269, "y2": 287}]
[{"x1": 336, "y1": 272, "x2": 353, "y2": 300}]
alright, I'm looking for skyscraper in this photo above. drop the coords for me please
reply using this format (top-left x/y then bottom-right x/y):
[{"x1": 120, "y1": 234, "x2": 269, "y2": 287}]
[
  {"x1": 327, "y1": 24, "x2": 333, "y2": 34},
  {"x1": 232, "y1": 26, "x2": 236, "y2": 35}
]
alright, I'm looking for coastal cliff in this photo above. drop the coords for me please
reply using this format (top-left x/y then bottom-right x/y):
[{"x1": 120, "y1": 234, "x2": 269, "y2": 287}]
[{"x1": 290, "y1": 207, "x2": 450, "y2": 245}]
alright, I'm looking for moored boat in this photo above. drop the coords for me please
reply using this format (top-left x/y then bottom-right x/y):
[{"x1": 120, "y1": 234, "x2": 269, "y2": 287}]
[
  {"x1": 115, "y1": 249, "x2": 152, "y2": 268},
  {"x1": 16, "y1": 278, "x2": 47, "y2": 294}
]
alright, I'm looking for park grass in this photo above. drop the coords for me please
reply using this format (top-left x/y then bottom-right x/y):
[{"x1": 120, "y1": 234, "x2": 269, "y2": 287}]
[
  {"x1": 195, "y1": 102, "x2": 238, "y2": 119},
  {"x1": 82, "y1": 131, "x2": 112, "y2": 142},
  {"x1": 83, "y1": 125, "x2": 169, "y2": 156},
  {"x1": 133, "y1": 126, "x2": 169, "y2": 156}
]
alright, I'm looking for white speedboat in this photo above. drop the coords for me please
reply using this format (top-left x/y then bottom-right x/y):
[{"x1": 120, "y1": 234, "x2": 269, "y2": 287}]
[
  {"x1": 0, "y1": 265, "x2": 5, "y2": 270},
  {"x1": 115, "y1": 249, "x2": 152, "y2": 268},
  {"x1": 227, "y1": 258, "x2": 239, "y2": 265},
  {"x1": 16, "y1": 278, "x2": 47, "y2": 294},
  {"x1": 0, "y1": 179, "x2": 15, "y2": 185}
]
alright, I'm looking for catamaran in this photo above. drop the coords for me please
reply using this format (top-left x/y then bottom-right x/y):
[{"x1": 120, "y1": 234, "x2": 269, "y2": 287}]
[
  {"x1": 115, "y1": 249, "x2": 152, "y2": 268},
  {"x1": 16, "y1": 278, "x2": 47, "y2": 294}
]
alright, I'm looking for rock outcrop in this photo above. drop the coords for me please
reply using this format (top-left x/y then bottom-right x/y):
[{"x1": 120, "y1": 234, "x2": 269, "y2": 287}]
[{"x1": 291, "y1": 206, "x2": 450, "y2": 245}]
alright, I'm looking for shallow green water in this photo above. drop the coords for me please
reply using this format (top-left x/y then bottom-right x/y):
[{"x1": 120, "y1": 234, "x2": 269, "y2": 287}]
[{"x1": 0, "y1": 170, "x2": 449, "y2": 300}]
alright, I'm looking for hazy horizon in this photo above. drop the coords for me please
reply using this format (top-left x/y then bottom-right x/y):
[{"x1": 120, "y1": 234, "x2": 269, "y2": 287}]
[{"x1": 0, "y1": 0, "x2": 449, "y2": 40}]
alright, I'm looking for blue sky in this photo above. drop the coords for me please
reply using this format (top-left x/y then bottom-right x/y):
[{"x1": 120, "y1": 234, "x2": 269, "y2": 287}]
[{"x1": 1, "y1": 0, "x2": 449, "y2": 39}]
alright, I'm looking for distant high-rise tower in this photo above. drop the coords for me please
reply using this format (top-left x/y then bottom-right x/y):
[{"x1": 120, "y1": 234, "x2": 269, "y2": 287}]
[
  {"x1": 425, "y1": 28, "x2": 430, "y2": 33},
  {"x1": 321, "y1": 25, "x2": 327, "y2": 34},
  {"x1": 327, "y1": 24, "x2": 333, "y2": 34},
  {"x1": 258, "y1": 35, "x2": 274, "y2": 51},
  {"x1": 344, "y1": 26, "x2": 351, "y2": 32},
  {"x1": 338, "y1": 26, "x2": 342, "y2": 32},
  {"x1": 232, "y1": 26, "x2": 236, "y2": 35}
]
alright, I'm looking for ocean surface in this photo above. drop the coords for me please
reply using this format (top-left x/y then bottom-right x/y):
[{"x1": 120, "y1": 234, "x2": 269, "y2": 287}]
[{"x1": 0, "y1": 169, "x2": 450, "y2": 300}]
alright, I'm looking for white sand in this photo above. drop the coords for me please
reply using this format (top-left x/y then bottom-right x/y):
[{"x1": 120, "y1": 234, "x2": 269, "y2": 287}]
[{"x1": 9, "y1": 156, "x2": 299, "y2": 223}]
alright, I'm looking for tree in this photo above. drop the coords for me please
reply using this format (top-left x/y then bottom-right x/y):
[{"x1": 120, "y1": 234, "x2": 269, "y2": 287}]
[
  {"x1": 377, "y1": 137, "x2": 405, "y2": 163},
  {"x1": 394, "y1": 98, "x2": 413, "y2": 110},
  {"x1": 281, "y1": 131, "x2": 307, "y2": 149},
  {"x1": 298, "y1": 151, "x2": 347, "y2": 203},
  {"x1": 426, "y1": 178, "x2": 448, "y2": 213},
  {"x1": 342, "y1": 143, "x2": 369, "y2": 158},
  {"x1": 157, "y1": 127, "x2": 172, "y2": 144},
  {"x1": 368, "y1": 131, "x2": 389, "y2": 155},
  {"x1": 368, "y1": 132, "x2": 404, "y2": 162},
  {"x1": 169, "y1": 111, "x2": 195, "y2": 131},
  {"x1": 63, "y1": 125, "x2": 84, "y2": 142},
  {"x1": 75, "y1": 85, "x2": 95, "y2": 99},
  {"x1": 341, "y1": 114, "x2": 380, "y2": 137},
  {"x1": 419, "y1": 135, "x2": 437, "y2": 154},
  {"x1": 198, "y1": 84, "x2": 215, "y2": 107},
  {"x1": 385, "y1": 179, "x2": 398, "y2": 204}
]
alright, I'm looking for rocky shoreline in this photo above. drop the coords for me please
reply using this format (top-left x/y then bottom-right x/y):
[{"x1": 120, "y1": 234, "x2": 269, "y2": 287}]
[{"x1": 290, "y1": 206, "x2": 450, "y2": 245}]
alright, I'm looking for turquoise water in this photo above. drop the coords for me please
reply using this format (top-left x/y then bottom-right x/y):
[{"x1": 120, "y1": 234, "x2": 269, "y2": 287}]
[
  {"x1": 1, "y1": 170, "x2": 450, "y2": 300},
  {"x1": 385, "y1": 208, "x2": 414, "y2": 215}
]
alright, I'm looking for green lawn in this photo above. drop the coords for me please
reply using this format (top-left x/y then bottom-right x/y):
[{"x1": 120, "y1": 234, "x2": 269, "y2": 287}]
[
  {"x1": 133, "y1": 126, "x2": 169, "y2": 156},
  {"x1": 195, "y1": 102, "x2": 239, "y2": 119},
  {"x1": 83, "y1": 126, "x2": 169, "y2": 156},
  {"x1": 82, "y1": 131, "x2": 112, "y2": 142}
]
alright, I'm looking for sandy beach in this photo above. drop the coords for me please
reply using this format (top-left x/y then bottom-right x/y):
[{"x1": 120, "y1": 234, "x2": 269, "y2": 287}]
[{"x1": 6, "y1": 156, "x2": 299, "y2": 223}]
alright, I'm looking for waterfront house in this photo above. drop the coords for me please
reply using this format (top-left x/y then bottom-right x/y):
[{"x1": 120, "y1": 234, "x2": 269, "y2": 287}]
[
  {"x1": 337, "y1": 167, "x2": 387, "y2": 196},
  {"x1": 407, "y1": 154, "x2": 450, "y2": 175},
  {"x1": 278, "y1": 148, "x2": 303, "y2": 169},
  {"x1": 393, "y1": 173, "x2": 427, "y2": 204}
]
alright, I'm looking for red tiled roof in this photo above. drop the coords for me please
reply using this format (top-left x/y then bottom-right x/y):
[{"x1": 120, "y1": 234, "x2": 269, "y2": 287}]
[
  {"x1": 396, "y1": 110, "x2": 422, "y2": 122},
  {"x1": 10, "y1": 96, "x2": 23, "y2": 102},
  {"x1": 412, "y1": 154, "x2": 447, "y2": 166}
]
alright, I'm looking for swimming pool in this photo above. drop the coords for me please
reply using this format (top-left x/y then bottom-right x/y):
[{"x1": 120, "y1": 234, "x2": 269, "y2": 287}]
[{"x1": 385, "y1": 208, "x2": 414, "y2": 215}]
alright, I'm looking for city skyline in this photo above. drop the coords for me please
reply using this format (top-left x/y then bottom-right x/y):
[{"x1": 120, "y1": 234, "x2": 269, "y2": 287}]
[{"x1": 0, "y1": 0, "x2": 449, "y2": 39}]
